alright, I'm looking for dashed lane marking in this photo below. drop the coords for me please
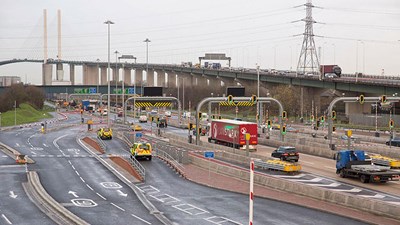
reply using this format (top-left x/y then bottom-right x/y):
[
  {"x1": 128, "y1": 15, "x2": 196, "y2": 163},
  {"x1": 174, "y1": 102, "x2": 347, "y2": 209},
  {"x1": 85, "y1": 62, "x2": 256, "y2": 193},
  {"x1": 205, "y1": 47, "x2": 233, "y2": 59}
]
[
  {"x1": 131, "y1": 214, "x2": 151, "y2": 225},
  {"x1": 204, "y1": 216, "x2": 242, "y2": 225},
  {"x1": 110, "y1": 203, "x2": 125, "y2": 211},
  {"x1": 1, "y1": 214, "x2": 12, "y2": 224}
]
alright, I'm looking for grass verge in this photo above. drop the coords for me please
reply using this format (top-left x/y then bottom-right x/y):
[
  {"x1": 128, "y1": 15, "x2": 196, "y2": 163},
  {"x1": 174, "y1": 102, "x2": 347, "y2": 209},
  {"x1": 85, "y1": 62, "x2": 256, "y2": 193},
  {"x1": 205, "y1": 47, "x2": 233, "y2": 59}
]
[{"x1": 0, "y1": 103, "x2": 53, "y2": 127}]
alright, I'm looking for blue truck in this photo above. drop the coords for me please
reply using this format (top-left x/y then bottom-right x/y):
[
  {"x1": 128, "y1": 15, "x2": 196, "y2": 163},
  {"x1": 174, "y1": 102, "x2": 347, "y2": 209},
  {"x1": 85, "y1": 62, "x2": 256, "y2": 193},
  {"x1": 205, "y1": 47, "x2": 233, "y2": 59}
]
[{"x1": 335, "y1": 150, "x2": 400, "y2": 183}]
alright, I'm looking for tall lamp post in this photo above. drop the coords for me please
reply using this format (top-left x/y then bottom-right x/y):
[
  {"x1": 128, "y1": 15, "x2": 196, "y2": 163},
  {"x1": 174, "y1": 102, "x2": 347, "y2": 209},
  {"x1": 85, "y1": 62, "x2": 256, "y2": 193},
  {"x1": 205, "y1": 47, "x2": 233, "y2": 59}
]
[
  {"x1": 0, "y1": 112, "x2": 2, "y2": 130},
  {"x1": 143, "y1": 38, "x2": 151, "y2": 95},
  {"x1": 256, "y1": 65, "x2": 260, "y2": 126},
  {"x1": 114, "y1": 50, "x2": 119, "y2": 107},
  {"x1": 104, "y1": 20, "x2": 114, "y2": 127}
]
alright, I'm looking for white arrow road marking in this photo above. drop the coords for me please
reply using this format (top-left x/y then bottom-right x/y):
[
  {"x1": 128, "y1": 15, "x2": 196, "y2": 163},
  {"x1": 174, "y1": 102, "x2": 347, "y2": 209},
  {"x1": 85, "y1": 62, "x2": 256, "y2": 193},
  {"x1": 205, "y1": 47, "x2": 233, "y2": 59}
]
[
  {"x1": 43, "y1": 143, "x2": 48, "y2": 147},
  {"x1": 357, "y1": 194, "x2": 386, "y2": 199},
  {"x1": 9, "y1": 191, "x2": 17, "y2": 199},
  {"x1": 332, "y1": 188, "x2": 362, "y2": 193},
  {"x1": 68, "y1": 191, "x2": 79, "y2": 198},
  {"x1": 1, "y1": 214, "x2": 12, "y2": 224},
  {"x1": 273, "y1": 174, "x2": 306, "y2": 178},
  {"x1": 308, "y1": 182, "x2": 341, "y2": 187},
  {"x1": 293, "y1": 177, "x2": 323, "y2": 183},
  {"x1": 117, "y1": 190, "x2": 128, "y2": 197}
]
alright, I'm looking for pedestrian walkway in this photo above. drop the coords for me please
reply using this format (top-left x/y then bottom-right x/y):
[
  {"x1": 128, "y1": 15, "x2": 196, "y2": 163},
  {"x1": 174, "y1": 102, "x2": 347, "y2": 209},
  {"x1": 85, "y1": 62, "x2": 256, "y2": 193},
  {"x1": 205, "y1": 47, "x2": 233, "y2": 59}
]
[{"x1": 184, "y1": 163, "x2": 400, "y2": 225}]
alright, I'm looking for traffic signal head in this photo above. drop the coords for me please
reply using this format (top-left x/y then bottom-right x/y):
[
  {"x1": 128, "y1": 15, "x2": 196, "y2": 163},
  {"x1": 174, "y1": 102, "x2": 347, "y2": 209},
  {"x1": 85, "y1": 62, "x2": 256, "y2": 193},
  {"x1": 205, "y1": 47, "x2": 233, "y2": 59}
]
[
  {"x1": 321, "y1": 116, "x2": 325, "y2": 123},
  {"x1": 211, "y1": 115, "x2": 215, "y2": 119},
  {"x1": 282, "y1": 111, "x2": 287, "y2": 119},
  {"x1": 282, "y1": 125, "x2": 287, "y2": 135},
  {"x1": 267, "y1": 120, "x2": 271, "y2": 128},
  {"x1": 316, "y1": 120, "x2": 320, "y2": 127},
  {"x1": 331, "y1": 111, "x2": 336, "y2": 120},
  {"x1": 381, "y1": 95, "x2": 387, "y2": 103},
  {"x1": 80, "y1": 109, "x2": 83, "y2": 114},
  {"x1": 389, "y1": 119, "x2": 394, "y2": 129},
  {"x1": 310, "y1": 115, "x2": 314, "y2": 121},
  {"x1": 189, "y1": 123, "x2": 193, "y2": 130},
  {"x1": 157, "y1": 117, "x2": 160, "y2": 122},
  {"x1": 250, "y1": 95, "x2": 257, "y2": 103},
  {"x1": 218, "y1": 115, "x2": 222, "y2": 119},
  {"x1": 332, "y1": 126, "x2": 336, "y2": 132},
  {"x1": 359, "y1": 95, "x2": 365, "y2": 104},
  {"x1": 227, "y1": 95, "x2": 233, "y2": 103},
  {"x1": 198, "y1": 112, "x2": 202, "y2": 119}
]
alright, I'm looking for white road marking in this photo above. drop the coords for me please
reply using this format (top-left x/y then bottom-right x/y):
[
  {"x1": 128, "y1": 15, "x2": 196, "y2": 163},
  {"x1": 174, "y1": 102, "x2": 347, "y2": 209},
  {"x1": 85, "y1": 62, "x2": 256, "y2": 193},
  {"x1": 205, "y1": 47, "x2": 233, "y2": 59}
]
[
  {"x1": 172, "y1": 203, "x2": 208, "y2": 215},
  {"x1": 131, "y1": 214, "x2": 151, "y2": 224},
  {"x1": 68, "y1": 191, "x2": 79, "y2": 198},
  {"x1": 117, "y1": 190, "x2": 128, "y2": 197},
  {"x1": 357, "y1": 194, "x2": 386, "y2": 199},
  {"x1": 273, "y1": 174, "x2": 306, "y2": 178},
  {"x1": 68, "y1": 160, "x2": 72, "y2": 165},
  {"x1": 71, "y1": 165, "x2": 75, "y2": 170},
  {"x1": 80, "y1": 177, "x2": 85, "y2": 183},
  {"x1": 43, "y1": 143, "x2": 48, "y2": 147},
  {"x1": 387, "y1": 201, "x2": 400, "y2": 205},
  {"x1": 110, "y1": 203, "x2": 125, "y2": 211},
  {"x1": 9, "y1": 191, "x2": 17, "y2": 199},
  {"x1": 332, "y1": 188, "x2": 362, "y2": 193},
  {"x1": 96, "y1": 193, "x2": 107, "y2": 200},
  {"x1": 15, "y1": 143, "x2": 20, "y2": 147},
  {"x1": 86, "y1": 184, "x2": 94, "y2": 191},
  {"x1": 1, "y1": 214, "x2": 12, "y2": 224},
  {"x1": 293, "y1": 177, "x2": 323, "y2": 183},
  {"x1": 204, "y1": 216, "x2": 242, "y2": 225},
  {"x1": 75, "y1": 171, "x2": 80, "y2": 176},
  {"x1": 308, "y1": 182, "x2": 341, "y2": 187}
]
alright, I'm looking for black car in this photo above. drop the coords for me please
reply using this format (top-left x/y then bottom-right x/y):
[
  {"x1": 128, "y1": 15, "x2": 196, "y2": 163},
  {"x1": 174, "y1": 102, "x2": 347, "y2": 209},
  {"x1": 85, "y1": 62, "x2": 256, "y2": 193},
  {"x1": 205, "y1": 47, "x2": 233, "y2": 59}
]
[
  {"x1": 271, "y1": 146, "x2": 299, "y2": 162},
  {"x1": 386, "y1": 137, "x2": 400, "y2": 147}
]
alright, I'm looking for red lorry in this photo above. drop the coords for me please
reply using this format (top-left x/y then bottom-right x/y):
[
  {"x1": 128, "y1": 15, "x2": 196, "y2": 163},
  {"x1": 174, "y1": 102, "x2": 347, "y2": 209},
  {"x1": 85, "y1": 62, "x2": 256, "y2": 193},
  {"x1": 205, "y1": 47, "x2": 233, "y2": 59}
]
[
  {"x1": 208, "y1": 119, "x2": 258, "y2": 150},
  {"x1": 320, "y1": 65, "x2": 342, "y2": 77}
]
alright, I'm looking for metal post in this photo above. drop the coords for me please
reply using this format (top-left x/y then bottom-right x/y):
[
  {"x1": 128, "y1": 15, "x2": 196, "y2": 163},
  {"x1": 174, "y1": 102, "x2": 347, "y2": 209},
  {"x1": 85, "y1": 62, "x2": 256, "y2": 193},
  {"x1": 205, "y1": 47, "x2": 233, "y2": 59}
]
[
  {"x1": 256, "y1": 65, "x2": 260, "y2": 126},
  {"x1": 144, "y1": 38, "x2": 151, "y2": 95},
  {"x1": 0, "y1": 112, "x2": 2, "y2": 129},
  {"x1": 122, "y1": 63, "x2": 125, "y2": 124},
  {"x1": 114, "y1": 50, "x2": 119, "y2": 107},
  {"x1": 104, "y1": 20, "x2": 114, "y2": 127},
  {"x1": 249, "y1": 160, "x2": 254, "y2": 225},
  {"x1": 14, "y1": 100, "x2": 16, "y2": 126}
]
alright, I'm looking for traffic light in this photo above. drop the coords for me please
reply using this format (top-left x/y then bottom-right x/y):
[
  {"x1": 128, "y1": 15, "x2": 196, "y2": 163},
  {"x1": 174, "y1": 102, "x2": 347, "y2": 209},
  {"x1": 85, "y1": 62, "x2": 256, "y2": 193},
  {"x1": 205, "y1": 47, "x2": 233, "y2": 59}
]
[
  {"x1": 381, "y1": 95, "x2": 387, "y2": 103},
  {"x1": 282, "y1": 111, "x2": 287, "y2": 119},
  {"x1": 198, "y1": 112, "x2": 202, "y2": 119},
  {"x1": 227, "y1": 95, "x2": 233, "y2": 104},
  {"x1": 389, "y1": 119, "x2": 394, "y2": 129},
  {"x1": 321, "y1": 116, "x2": 325, "y2": 123},
  {"x1": 316, "y1": 120, "x2": 320, "y2": 127},
  {"x1": 332, "y1": 126, "x2": 336, "y2": 132},
  {"x1": 189, "y1": 123, "x2": 193, "y2": 130},
  {"x1": 218, "y1": 115, "x2": 222, "y2": 119},
  {"x1": 211, "y1": 115, "x2": 215, "y2": 119},
  {"x1": 310, "y1": 115, "x2": 314, "y2": 121},
  {"x1": 250, "y1": 95, "x2": 257, "y2": 103},
  {"x1": 157, "y1": 117, "x2": 160, "y2": 123},
  {"x1": 359, "y1": 94, "x2": 365, "y2": 104},
  {"x1": 267, "y1": 120, "x2": 271, "y2": 128},
  {"x1": 80, "y1": 109, "x2": 83, "y2": 114},
  {"x1": 282, "y1": 125, "x2": 287, "y2": 135},
  {"x1": 331, "y1": 111, "x2": 336, "y2": 120}
]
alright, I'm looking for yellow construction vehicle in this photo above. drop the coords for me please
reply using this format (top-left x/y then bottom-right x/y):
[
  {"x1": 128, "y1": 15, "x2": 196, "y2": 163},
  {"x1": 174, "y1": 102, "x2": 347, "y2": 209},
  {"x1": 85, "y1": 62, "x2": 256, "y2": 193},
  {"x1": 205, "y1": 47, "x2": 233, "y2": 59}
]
[{"x1": 97, "y1": 127, "x2": 112, "y2": 140}]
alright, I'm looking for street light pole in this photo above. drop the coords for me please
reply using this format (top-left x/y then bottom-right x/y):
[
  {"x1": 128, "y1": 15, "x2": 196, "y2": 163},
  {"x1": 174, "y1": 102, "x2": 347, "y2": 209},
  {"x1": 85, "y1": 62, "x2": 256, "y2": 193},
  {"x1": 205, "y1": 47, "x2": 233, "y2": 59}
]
[
  {"x1": 14, "y1": 100, "x2": 16, "y2": 126},
  {"x1": 114, "y1": 50, "x2": 119, "y2": 107},
  {"x1": 144, "y1": 38, "x2": 151, "y2": 94},
  {"x1": 104, "y1": 20, "x2": 114, "y2": 127},
  {"x1": 256, "y1": 65, "x2": 260, "y2": 126}
]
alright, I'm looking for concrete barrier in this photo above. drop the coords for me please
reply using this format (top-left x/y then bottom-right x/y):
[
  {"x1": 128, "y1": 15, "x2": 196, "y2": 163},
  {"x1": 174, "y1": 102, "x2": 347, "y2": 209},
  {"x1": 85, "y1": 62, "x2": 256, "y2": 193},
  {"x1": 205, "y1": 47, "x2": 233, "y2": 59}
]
[
  {"x1": 189, "y1": 154, "x2": 400, "y2": 220},
  {"x1": 27, "y1": 171, "x2": 89, "y2": 225},
  {"x1": 0, "y1": 142, "x2": 35, "y2": 164}
]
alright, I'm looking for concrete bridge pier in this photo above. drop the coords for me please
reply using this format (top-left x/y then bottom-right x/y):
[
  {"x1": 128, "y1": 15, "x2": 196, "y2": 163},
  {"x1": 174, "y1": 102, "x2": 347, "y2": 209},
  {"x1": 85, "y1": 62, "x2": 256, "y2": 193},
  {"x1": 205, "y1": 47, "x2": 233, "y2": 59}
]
[
  {"x1": 56, "y1": 63, "x2": 64, "y2": 81},
  {"x1": 123, "y1": 68, "x2": 132, "y2": 85},
  {"x1": 112, "y1": 67, "x2": 119, "y2": 83},
  {"x1": 167, "y1": 72, "x2": 176, "y2": 88},
  {"x1": 100, "y1": 67, "x2": 107, "y2": 85},
  {"x1": 147, "y1": 70, "x2": 155, "y2": 86},
  {"x1": 69, "y1": 64, "x2": 75, "y2": 85},
  {"x1": 82, "y1": 64, "x2": 99, "y2": 85},
  {"x1": 135, "y1": 69, "x2": 143, "y2": 88},
  {"x1": 42, "y1": 63, "x2": 52, "y2": 85},
  {"x1": 156, "y1": 70, "x2": 165, "y2": 87}
]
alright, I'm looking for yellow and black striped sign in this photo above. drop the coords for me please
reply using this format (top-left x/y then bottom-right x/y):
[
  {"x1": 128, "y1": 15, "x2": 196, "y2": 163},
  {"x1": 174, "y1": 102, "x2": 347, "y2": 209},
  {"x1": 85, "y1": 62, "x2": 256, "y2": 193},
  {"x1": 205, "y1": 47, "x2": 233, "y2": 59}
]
[
  {"x1": 219, "y1": 101, "x2": 254, "y2": 107},
  {"x1": 134, "y1": 102, "x2": 171, "y2": 107}
]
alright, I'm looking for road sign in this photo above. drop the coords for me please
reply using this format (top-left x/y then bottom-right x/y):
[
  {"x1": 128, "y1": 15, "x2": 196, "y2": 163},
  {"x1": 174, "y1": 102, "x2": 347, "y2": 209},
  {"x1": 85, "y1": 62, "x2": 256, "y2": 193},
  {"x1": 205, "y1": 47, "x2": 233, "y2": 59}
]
[
  {"x1": 136, "y1": 132, "x2": 143, "y2": 138},
  {"x1": 204, "y1": 151, "x2": 214, "y2": 158},
  {"x1": 89, "y1": 87, "x2": 96, "y2": 93},
  {"x1": 128, "y1": 88, "x2": 135, "y2": 94}
]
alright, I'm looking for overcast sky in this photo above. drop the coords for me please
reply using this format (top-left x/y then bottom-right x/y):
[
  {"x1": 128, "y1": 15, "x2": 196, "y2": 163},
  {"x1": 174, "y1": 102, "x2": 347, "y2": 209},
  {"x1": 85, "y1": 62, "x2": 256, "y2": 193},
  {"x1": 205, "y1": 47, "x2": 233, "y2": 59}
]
[{"x1": 0, "y1": 0, "x2": 399, "y2": 84}]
